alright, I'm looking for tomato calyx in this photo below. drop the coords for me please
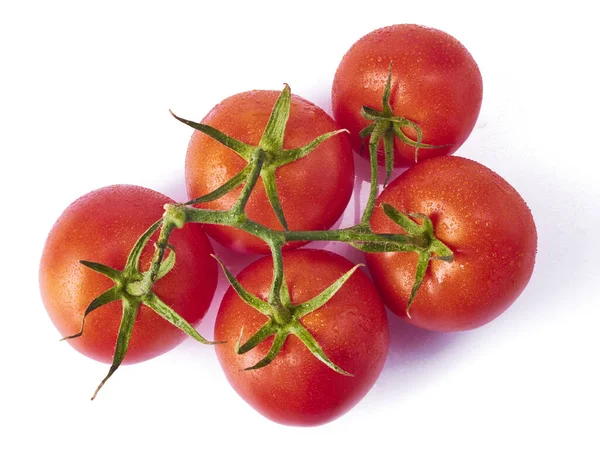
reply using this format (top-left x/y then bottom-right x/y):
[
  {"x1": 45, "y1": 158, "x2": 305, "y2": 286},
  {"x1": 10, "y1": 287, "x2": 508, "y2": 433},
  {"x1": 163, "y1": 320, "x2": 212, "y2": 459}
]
[
  {"x1": 63, "y1": 218, "x2": 219, "y2": 400},
  {"x1": 380, "y1": 203, "x2": 454, "y2": 317},
  {"x1": 214, "y1": 255, "x2": 359, "y2": 375},
  {"x1": 359, "y1": 62, "x2": 447, "y2": 185},
  {"x1": 170, "y1": 84, "x2": 348, "y2": 231}
]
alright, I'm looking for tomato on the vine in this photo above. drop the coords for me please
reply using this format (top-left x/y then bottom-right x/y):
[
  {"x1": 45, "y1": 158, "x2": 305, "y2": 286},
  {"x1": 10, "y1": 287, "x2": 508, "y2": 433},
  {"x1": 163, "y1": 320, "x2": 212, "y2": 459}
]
[
  {"x1": 366, "y1": 157, "x2": 537, "y2": 331},
  {"x1": 332, "y1": 24, "x2": 483, "y2": 166},
  {"x1": 185, "y1": 90, "x2": 354, "y2": 254},
  {"x1": 40, "y1": 185, "x2": 218, "y2": 364},
  {"x1": 214, "y1": 249, "x2": 389, "y2": 426}
]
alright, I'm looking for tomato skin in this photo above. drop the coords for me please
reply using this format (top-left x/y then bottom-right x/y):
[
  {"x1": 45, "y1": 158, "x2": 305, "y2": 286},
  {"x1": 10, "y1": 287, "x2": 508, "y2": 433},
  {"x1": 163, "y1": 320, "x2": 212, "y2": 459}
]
[
  {"x1": 185, "y1": 90, "x2": 354, "y2": 254},
  {"x1": 214, "y1": 250, "x2": 389, "y2": 426},
  {"x1": 332, "y1": 24, "x2": 483, "y2": 166},
  {"x1": 40, "y1": 185, "x2": 218, "y2": 364},
  {"x1": 366, "y1": 157, "x2": 537, "y2": 331}
]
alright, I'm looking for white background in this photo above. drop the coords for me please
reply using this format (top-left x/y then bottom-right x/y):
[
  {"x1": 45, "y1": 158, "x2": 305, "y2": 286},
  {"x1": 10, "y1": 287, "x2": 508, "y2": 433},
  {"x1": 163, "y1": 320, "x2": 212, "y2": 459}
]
[{"x1": 2, "y1": 1, "x2": 599, "y2": 462}]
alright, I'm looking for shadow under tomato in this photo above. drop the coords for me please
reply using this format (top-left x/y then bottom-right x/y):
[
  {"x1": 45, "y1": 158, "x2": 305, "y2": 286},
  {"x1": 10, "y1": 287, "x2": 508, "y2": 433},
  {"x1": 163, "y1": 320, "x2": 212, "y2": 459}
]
[{"x1": 374, "y1": 312, "x2": 459, "y2": 400}]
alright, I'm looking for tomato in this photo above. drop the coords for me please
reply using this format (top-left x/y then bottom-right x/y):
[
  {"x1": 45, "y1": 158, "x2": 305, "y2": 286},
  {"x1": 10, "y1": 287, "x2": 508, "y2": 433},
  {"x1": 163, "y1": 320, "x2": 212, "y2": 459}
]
[
  {"x1": 332, "y1": 24, "x2": 483, "y2": 166},
  {"x1": 185, "y1": 90, "x2": 354, "y2": 254},
  {"x1": 214, "y1": 249, "x2": 389, "y2": 426},
  {"x1": 40, "y1": 184, "x2": 218, "y2": 363},
  {"x1": 366, "y1": 156, "x2": 537, "y2": 331}
]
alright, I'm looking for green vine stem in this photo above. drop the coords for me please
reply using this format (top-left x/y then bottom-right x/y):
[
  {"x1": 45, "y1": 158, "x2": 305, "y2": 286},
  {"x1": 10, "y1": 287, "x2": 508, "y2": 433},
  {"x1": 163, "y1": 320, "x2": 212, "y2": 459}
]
[{"x1": 70, "y1": 82, "x2": 455, "y2": 397}]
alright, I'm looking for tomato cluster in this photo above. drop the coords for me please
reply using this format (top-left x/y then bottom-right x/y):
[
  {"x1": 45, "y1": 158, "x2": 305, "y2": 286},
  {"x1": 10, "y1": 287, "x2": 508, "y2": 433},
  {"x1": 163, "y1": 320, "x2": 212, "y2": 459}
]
[{"x1": 40, "y1": 24, "x2": 537, "y2": 426}]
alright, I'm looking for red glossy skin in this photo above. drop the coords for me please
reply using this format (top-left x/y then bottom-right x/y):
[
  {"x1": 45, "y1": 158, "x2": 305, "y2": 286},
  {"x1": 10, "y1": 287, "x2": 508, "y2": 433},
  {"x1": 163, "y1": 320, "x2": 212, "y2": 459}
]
[
  {"x1": 185, "y1": 90, "x2": 354, "y2": 254},
  {"x1": 366, "y1": 157, "x2": 537, "y2": 331},
  {"x1": 214, "y1": 250, "x2": 389, "y2": 426},
  {"x1": 40, "y1": 185, "x2": 218, "y2": 363},
  {"x1": 332, "y1": 24, "x2": 483, "y2": 166}
]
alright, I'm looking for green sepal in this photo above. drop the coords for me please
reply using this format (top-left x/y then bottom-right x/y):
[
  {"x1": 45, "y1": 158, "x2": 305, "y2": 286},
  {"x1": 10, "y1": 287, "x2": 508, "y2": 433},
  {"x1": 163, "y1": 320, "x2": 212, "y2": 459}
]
[
  {"x1": 61, "y1": 287, "x2": 122, "y2": 341},
  {"x1": 170, "y1": 110, "x2": 255, "y2": 161},
  {"x1": 361, "y1": 105, "x2": 388, "y2": 120},
  {"x1": 392, "y1": 122, "x2": 444, "y2": 163},
  {"x1": 185, "y1": 165, "x2": 250, "y2": 206},
  {"x1": 212, "y1": 255, "x2": 273, "y2": 316},
  {"x1": 293, "y1": 264, "x2": 362, "y2": 319},
  {"x1": 91, "y1": 297, "x2": 140, "y2": 400},
  {"x1": 235, "y1": 320, "x2": 277, "y2": 355},
  {"x1": 153, "y1": 245, "x2": 175, "y2": 281},
  {"x1": 359, "y1": 124, "x2": 374, "y2": 155},
  {"x1": 429, "y1": 241, "x2": 454, "y2": 262},
  {"x1": 290, "y1": 323, "x2": 352, "y2": 376},
  {"x1": 243, "y1": 330, "x2": 289, "y2": 371},
  {"x1": 382, "y1": 204, "x2": 422, "y2": 235},
  {"x1": 381, "y1": 61, "x2": 394, "y2": 114},
  {"x1": 359, "y1": 121, "x2": 376, "y2": 138},
  {"x1": 275, "y1": 129, "x2": 348, "y2": 167},
  {"x1": 406, "y1": 251, "x2": 429, "y2": 318},
  {"x1": 261, "y1": 168, "x2": 288, "y2": 231},
  {"x1": 231, "y1": 149, "x2": 265, "y2": 215},
  {"x1": 259, "y1": 84, "x2": 291, "y2": 153},
  {"x1": 124, "y1": 219, "x2": 163, "y2": 273},
  {"x1": 79, "y1": 260, "x2": 122, "y2": 281},
  {"x1": 143, "y1": 292, "x2": 220, "y2": 345}
]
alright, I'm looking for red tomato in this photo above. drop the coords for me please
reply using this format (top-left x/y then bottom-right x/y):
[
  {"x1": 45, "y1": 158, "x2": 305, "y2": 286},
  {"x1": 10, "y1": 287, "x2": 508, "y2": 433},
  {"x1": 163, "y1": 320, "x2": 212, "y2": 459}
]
[
  {"x1": 185, "y1": 90, "x2": 354, "y2": 254},
  {"x1": 40, "y1": 185, "x2": 217, "y2": 363},
  {"x1": 366, "y1": 157, "x2": 537, "y2": 331},
  {"x1": 214, "y1": 249, "x2": 389, "y2": 426},
  {"x1": 332, "y1": 24, "x2": 483, "y2": 166}
]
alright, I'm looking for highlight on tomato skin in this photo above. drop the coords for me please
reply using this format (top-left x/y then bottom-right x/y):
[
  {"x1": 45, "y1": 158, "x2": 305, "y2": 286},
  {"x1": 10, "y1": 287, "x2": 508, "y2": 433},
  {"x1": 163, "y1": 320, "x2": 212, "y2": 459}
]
[
  {"x1": 185, "y1": 89, "x2": 355, "y2": 255},
  {"x1": 39, "y1": 184, "x2": 218, "y2": 364},
  {"x1": 214, "y1": 249, "x2": 389, "y2": 427},
  {"x1": 332, "y1": 23, "x2": 483, "y2": 167},
  {"x1": 366, "y1": 156, "x2": 537, "y2": 332}
]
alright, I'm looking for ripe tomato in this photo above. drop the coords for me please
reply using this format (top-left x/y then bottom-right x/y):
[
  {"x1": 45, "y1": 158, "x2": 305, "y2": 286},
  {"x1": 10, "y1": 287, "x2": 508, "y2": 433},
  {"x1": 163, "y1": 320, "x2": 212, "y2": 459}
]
[
  {"x1": 214, "y1": 249, "x2": 389, "y2": 426},
  {"x1": 185, "y1": 90, "x2": 354, "y2": 254},
  {"x1": 40, "y1": 184, "x2": 217, "y2": 363},
  {"x1": 332, "y1": 24, "x2": 483, "y2": 166},
  {"x1": 366, "y1": 157, "x2": 537, "y2": 331}
]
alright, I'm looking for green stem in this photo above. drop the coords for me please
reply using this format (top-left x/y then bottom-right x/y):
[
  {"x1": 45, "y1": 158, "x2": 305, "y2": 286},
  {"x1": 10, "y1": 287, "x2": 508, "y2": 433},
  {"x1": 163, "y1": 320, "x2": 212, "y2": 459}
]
[
  {"x1": 172, "y1": 204, "x2": 427, "y2": 250},
  {"x1": 267, "y1": 240, "x2": 292, "y2": 324},
  {"x1": 142, "y1": 219, "x2": 176, "y2": 293},
  {"x1": 284, "y1": 228, "x2": 423, "y2": 247},
  {"x1": 360, "y1": 123, "x2": 388, "y2": 225}
]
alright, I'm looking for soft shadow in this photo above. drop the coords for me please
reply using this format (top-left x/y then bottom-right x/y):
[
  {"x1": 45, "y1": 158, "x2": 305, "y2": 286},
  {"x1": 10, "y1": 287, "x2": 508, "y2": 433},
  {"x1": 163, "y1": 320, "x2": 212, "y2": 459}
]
[{"x1": 374, "y1": 313, "x2": 459, "y2": 400}]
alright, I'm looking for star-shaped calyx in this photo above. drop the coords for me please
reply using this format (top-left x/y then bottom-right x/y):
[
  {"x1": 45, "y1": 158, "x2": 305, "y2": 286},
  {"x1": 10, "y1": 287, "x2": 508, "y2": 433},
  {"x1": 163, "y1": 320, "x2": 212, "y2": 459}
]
[
  {"x1": 62, "y1": 219, "x2": 218, "y2": 400},
  {"x1": 214, "y1": 256, "x2": 362, "y2": 375},
  {"x1": 353, "y1": 204, "x2": 454, "y2": 317},
  {"x1": 359, "y1": 62, "x2": 448, "y2": 186},
  {"x1": 170, "y1": 84, "x2": 347, "y2": 230}
]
